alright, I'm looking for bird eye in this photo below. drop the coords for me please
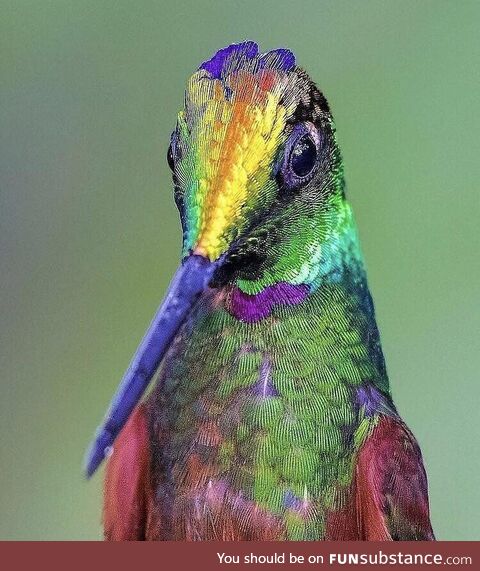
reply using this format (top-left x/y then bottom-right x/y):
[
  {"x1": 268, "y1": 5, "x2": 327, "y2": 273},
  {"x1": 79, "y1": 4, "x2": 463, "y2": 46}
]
[
  {"x1": 279, "y1": 123, "x2": 321, "y2": 190},
  {"x1": 167, "y1": 143, "x2": 175, "y2": 171},
  {"x1": 289, "y1": 134, "x2": 317, "y2": 178}
]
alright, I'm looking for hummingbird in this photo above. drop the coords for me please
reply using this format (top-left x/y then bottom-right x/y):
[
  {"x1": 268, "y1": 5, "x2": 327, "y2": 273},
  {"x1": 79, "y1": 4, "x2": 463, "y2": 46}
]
[{"x1": 85, "y1": 41, "x2": 434, "y2": 541}]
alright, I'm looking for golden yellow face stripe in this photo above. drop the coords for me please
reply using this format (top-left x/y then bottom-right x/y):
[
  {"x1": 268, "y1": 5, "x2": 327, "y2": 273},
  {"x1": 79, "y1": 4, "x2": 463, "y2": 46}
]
[{"x1": 178, "y1": 69, "x2": 293, "y2": 260}]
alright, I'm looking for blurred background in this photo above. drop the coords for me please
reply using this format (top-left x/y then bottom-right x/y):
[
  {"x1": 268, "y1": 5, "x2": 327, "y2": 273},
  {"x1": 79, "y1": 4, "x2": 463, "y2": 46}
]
[{"x1": 1, "y1": 0, "x2": 479, "y2": 540}]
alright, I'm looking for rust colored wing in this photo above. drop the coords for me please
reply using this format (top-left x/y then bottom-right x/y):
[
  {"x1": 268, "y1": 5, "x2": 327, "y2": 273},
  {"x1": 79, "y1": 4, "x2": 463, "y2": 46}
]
[
  {"x1": 103, "y1": 404, "x2": 158, "y2": 540},
  {"x1": 355, "y1": 415, "x2": 435, "y2": 540},
  {"x1": 326, "y1": 415, "x2": 434, "y2": 540}
]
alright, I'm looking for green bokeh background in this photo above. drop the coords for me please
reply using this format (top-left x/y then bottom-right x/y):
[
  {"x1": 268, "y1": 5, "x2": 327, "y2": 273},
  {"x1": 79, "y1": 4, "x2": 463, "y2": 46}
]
[{"x1": 1, "y1": 1, "x2": 479, "y2": 540}]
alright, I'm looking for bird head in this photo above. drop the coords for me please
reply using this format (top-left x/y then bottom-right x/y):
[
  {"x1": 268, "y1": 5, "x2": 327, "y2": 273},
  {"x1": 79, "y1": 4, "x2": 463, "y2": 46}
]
[{"x1": 169, "y1": 41, "x2": 346, "y2": 293}]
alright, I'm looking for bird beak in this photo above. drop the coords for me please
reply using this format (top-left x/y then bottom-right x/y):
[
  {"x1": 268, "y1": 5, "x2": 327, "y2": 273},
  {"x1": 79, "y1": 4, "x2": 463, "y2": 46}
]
[{"x1": 84, "y1": 254, "x2": 217, "y2": 477}]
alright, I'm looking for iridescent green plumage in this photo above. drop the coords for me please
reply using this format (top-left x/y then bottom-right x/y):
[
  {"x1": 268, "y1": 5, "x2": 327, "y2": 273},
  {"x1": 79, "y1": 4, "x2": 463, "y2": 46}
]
[{"x1": 149, "y1": 208, "x2": 387, "y2": 539}]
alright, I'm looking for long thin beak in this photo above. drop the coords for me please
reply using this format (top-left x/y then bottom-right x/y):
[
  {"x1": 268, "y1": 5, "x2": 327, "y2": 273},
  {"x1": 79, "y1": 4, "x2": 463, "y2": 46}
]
[{"x1": 84, "y1": 254, "x2": 216, "y2": 478}]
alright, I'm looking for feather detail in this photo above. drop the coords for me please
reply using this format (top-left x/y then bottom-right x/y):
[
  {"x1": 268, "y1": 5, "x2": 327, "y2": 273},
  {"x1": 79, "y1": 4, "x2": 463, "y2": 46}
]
[
  {"x1": 355, "y1": 416, "x2": 434, "y2": 540},
  {"x1": 103, "y1": 404, "x2": 159, "y2": 540}
]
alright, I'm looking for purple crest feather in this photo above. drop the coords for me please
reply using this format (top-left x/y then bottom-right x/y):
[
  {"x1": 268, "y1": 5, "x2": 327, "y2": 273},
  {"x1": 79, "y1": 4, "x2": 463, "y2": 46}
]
[{"x1": 199, "y1": 41, "x2": 296, "y2": 79}]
